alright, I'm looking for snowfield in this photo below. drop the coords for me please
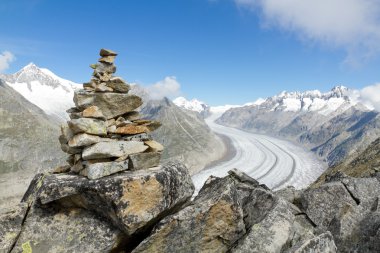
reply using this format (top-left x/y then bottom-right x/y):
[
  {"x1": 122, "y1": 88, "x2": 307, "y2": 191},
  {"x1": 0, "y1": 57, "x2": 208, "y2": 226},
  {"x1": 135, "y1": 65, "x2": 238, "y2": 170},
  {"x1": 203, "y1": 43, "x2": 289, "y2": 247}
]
[{"x1": 192, "y1": 112, "x2": 326, "y2": 195}]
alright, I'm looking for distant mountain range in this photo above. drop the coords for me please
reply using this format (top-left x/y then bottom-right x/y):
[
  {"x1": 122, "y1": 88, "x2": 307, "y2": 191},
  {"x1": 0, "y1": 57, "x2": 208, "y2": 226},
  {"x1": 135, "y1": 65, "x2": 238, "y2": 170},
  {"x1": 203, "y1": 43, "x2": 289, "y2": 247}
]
[
  {"x1": 214, "y1": 86, "x2": 380, "y2": 166},
  {"x1": 174, "y1": 86, "x2": 380, "y2": 168}
]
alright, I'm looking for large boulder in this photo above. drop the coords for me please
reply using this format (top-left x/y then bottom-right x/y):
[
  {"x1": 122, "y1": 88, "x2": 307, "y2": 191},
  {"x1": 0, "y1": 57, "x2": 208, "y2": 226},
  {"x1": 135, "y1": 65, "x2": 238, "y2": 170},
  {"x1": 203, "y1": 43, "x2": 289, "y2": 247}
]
[
  {"x1": 35, "y1": 162, "x2": 194, "y2": 238},
  {"x1": 74, "y1": 90, "x2": 142, "y2": 119},
  {"x1": 231, "y1": 198, "x2": 295, "y2": 253},
  {"x1": 11, "y1": 204, "x2": 125, "y2": 253},
  {"x1": 133, "y1": 169, "x2": 277, "y2": 253},
  {"x1": 301, "y1": 173, "x2": 380, "y2": 252}
]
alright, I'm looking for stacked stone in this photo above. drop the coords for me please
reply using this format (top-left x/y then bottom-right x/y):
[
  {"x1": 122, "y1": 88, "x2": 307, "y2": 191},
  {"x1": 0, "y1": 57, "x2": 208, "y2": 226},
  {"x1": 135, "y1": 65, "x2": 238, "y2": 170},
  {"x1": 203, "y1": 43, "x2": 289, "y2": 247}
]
[{"x1": 59, "y1": 49, "x2": 163, "y2": 179}]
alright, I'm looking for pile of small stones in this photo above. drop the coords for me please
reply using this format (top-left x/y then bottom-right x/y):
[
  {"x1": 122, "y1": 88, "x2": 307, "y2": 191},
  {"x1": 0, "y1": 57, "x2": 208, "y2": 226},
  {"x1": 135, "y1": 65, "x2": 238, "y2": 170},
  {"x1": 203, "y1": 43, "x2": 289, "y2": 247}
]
[{"x1": 58, "y1": 49, "x2": 163, "y2": 179}]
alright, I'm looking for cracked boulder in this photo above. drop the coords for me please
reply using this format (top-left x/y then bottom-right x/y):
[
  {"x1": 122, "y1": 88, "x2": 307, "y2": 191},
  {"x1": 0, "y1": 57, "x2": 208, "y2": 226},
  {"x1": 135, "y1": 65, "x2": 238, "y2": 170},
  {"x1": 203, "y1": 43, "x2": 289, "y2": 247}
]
[
  {"x1": 10, "y1": 204, "x2": 125, "y2": 253},
  {"x1": 300, "y1": 173, "x2": 380, "y2": 252},
  {"x1": 35, "y1": 162, "x2": 194, "y2": 237},
  {"x1": 133, "y1": 169, "x2": 277, "y2": 253},
  {"x1": 231, "y1": 198, "x2": 295, "y2": 253}
]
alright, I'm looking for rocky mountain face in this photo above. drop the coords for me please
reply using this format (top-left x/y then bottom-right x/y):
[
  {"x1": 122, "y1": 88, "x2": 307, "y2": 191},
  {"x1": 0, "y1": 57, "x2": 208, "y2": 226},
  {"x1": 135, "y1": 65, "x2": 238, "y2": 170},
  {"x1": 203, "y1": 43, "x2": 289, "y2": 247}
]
[
  {"x1": 217, "y1": 86, "x2": 380, "y2": 166},
  {"x1": 314, "y1": 137, "x2": 380, "y2": 187},
  {"x1": 0, "y1": 80, "x2": 66, "y2": 208},
  {"x1": 140, "y1": 98, "x2": 225, "y2": 174}
]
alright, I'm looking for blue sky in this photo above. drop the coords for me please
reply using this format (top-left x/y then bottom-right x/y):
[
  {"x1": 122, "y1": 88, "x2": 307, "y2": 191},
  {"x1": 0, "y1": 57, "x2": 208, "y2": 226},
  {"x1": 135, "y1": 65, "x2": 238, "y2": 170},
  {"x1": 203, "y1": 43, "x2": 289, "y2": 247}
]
[{"x1": 1, "y1": 0, "x2": 380, "y2": 105}]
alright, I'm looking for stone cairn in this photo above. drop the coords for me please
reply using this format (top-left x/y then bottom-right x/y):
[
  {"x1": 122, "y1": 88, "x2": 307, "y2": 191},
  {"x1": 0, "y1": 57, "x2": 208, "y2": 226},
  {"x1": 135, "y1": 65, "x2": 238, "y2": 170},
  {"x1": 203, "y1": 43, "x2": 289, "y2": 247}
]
[{"x1": 59, "y1": 49, "x2": 163, "y2": 179}]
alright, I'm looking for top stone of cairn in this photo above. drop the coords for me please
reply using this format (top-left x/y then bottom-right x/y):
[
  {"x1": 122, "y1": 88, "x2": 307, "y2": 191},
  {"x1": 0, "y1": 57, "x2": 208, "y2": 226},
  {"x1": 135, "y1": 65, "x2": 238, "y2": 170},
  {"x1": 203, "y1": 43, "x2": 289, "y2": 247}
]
[{"x1": 100, "y1": 48, "x2": 118, "y2": 57}]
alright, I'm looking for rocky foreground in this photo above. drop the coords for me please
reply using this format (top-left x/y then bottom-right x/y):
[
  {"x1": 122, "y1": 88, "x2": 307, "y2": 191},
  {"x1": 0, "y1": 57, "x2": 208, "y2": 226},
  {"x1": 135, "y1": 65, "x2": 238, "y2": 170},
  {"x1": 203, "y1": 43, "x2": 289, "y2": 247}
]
[{"x1": 2, "y1": 162, "x2": 380, "y2": 252}]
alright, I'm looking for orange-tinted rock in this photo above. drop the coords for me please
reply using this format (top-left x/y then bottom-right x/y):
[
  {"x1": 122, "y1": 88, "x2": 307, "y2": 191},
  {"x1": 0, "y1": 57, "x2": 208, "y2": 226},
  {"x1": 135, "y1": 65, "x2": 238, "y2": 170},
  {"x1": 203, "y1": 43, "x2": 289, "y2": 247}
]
[
  {"x1": 82, "y1": 106, "x2": 106, "y2": 120},
  {"x1": 115, "y1": 124, "x2": 149, "y2": 135}
]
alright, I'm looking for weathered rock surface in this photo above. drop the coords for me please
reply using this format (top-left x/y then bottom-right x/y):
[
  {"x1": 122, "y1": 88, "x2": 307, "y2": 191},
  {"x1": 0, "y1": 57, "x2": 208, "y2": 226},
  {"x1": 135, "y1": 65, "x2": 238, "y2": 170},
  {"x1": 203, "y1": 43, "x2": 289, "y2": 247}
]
[
  {"x1": 36, "y1": 162, "x2": 194, "y2": 237},
  {"x1": 133, "y1": 169, "x2": 275, "y2": 253},
  {"x1": 129, "y1": 152, "x2": 161, "y2": 171},
  {"x1": 68, "y1": 118, "x2": 107, "y2": 136},
  {"x1": 290, "y1": 232, "x2": 337, "y2": 253},
  {"x1": 231, "y1": 199, "x2": 295, "y2": 253},
  {"x1": 82, "y1": 140, "x2": 148, "y2": 160},
  {"x1": 107, "y1": 77, "x2": 130, "y2": 93},
  {"x1": 74, "y1": 91, "x2": 143, "y2": 119},
  {"x1": 0, "y1": 203, "x2": 29, "y2": 253},
  {"x1": 68, "y1": 133, "x2": 110, "y2": 148},
  {"x1": 80, "y1": 159, "x2": 129, "y2": 179},
  {"x1": 82, "y1": 105, "x2": 106, "y2": 119},
  {"x1": 11, "y1": 204, "x2": 125, "y2": 253},
  {"x1": 301, "y1": 173, "x2": 380, "y2": 252}
]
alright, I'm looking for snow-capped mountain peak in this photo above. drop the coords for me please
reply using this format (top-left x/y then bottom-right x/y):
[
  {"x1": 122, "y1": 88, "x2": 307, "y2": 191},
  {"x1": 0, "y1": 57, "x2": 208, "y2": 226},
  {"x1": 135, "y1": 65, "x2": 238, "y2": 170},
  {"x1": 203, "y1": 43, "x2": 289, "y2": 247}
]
[
  {"x1": 262, "y1": 86, "x2": 354, "y2": 115},
  {"x1": 0, "y1": 63, "x2": 80, "y2": 121},
  {"x1": 173, "y1": 96, "x2": 209, "y2": 113}
]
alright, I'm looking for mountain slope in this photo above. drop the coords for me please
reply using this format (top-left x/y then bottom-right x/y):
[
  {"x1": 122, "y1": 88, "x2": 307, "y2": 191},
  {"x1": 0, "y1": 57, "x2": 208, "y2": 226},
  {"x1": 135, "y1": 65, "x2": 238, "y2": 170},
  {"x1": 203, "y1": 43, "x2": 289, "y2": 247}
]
[
  {"x1": 141, "y1": 98, "x2": 225, "y2": 174},
  {"x1": 0, "y1": 79, "x2": 66, "y2": 207},
  {"x1": 313, "y1": 137, "x2": 380, "y2": 187},
  {"x1": 218, "y1": 86, "x2": 379, "y2": 166},
  {"x1": 0, "y1": 63, "x2": 79, "y2": 121}
]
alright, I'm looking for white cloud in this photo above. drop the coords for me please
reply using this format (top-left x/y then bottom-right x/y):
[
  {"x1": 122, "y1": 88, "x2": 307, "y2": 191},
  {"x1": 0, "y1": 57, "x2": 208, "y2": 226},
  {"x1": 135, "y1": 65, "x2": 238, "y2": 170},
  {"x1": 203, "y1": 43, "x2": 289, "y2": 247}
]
[
  {"x1": 235, "y1": 0, "x2": 380, "y2": 65},
  {"x1": 349, "y1": 84, "x2": 380, "y2": 111},
  {"x1": 145, "y1": 76, "x2": 182, "y2": 100},
  {"x1": 0, "y1": 51, "x2": 15, "y2": 72}
]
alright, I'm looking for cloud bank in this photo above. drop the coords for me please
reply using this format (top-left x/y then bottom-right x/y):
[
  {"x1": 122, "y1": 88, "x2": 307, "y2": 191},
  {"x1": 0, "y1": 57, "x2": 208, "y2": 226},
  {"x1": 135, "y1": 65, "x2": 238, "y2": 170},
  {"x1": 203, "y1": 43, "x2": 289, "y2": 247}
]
[
  {"x1": 0, "y1": 51, "x2": 15, "y2": 72},
  {"x1": 145, "y1": 76, "x2": 182, "y2": 100},
  {"x1": 235, "y1": 0, "x2": 380, "y2": 65},
  {"x1": 349, "y1": 84, "x2": 380, "y2": 111}
]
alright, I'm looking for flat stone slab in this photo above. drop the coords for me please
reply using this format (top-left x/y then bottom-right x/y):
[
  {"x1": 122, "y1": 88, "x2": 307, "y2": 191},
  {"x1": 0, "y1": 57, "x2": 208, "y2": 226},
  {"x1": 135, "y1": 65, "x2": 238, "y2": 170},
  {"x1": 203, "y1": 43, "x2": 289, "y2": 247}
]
[
  {"x1": 82, "y1": 140, "x2": 148, "y2": 160},
  {"x1": 129, "y1": 152, "x2": 161, "y2": 171},
  {"x1": 81, "y1": 160, "x2": 129, "y2": 179},
  {"x1": 74, "y1": 90, "x2": 143, "y2": 119}
]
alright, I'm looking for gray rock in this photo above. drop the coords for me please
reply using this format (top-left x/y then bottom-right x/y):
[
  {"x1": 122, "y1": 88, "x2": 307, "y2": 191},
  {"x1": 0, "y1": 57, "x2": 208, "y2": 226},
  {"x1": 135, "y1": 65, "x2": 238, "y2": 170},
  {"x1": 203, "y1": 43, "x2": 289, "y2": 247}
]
[
  {"x1": 107, "y1": 76, "x2": 130, "y2": 93},
  {"x1": 68, "y1": 133, "x2": 111, "y2": 148},
  {"x1": 0, "y1": 203, "x2": 29, "y2": 252},
  {"x1": 133, "y1": 170, "x2": 274, "y2": 253},
  {"x1": 231, "y1": 199, "x2": 294, "y2": 253},
  {"x1": 68, "y1": 118, "x2": 107, "y2": 136},
  {"x1": 123, "y1": 133, "x2": 152, "y2": 142},
  {"x1": 36, "y1": 162, "x2": 194, "y2": 237},
  {"x1": 60, "y1": 143, "x2": 82, "y2": 154},
  {"x1": 11, "y1": 204, "x2": 125, "y2": 253},
  {"x1": 74, "y1": 90, "x2": 142, "y2": 119},
  {"x1": 81, "y1": 160, "x2": 129, "y2": 179},
  {"x1": 94, "y1": 61, "x2": 116, "y2": 74},
  {"x1": 129, "y1": 152, "x2": 161, "y2": 170},
  {"x1": 291, "y1": 232, "x2": 337, "y2": 253},
  {"x1": 82, "y1": 140, "x2": 148, "y2": 160},
  {"x1": 275, "y1": 186, "x2": 302, "y2": 206},
  {"x1": 301, "y1": 182, "x2": 357, "y2": 230}
]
